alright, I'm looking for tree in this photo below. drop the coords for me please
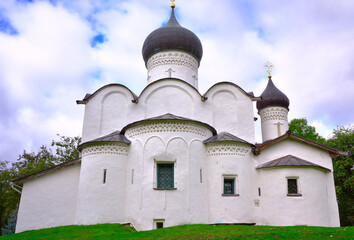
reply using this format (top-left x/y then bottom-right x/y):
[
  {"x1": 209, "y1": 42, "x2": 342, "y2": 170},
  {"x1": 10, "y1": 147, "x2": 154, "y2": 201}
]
[
  {"x1": 0, "y1": 135, "x2": 81, "y2": 235},
  {"x1": 1, "y1": 209, "x2": 18, "y2": 235},
  {"x1": 288, "y1": 118, "x2": 326, "y2": 144},
  {"x1": 51, "y1": 134, "x2": 81, "y2": 163},
  {"x1": 327, "y1": 126, "x2": 354, "y2": 226},
  {"x1": 0, "y1": 160, "x2": 12, "y2": 236}
]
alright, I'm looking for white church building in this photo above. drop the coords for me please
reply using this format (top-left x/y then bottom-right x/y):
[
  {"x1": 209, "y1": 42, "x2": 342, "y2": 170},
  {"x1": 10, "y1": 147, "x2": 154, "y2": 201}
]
[{"x1": 13, "y1": 3, "x2": 346, "y2": 233}]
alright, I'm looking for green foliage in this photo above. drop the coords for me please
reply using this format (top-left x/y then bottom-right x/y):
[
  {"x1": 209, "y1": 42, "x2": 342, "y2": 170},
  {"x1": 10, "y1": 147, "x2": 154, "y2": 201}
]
[
  {"x1": 0, "y1": 224, "x2": 353, "y2": 240},
  {"x1": 1, "y1": 210, "x2": 18, "y2": 235},
  {"x1": 51, "y1": 135, "x2": 81, "y2": 163},
  {"x1": 288, "y1": 118, "x2": 326, "y2": 144},
  {"x1": 327, "y1": 126, "x2": 354, "y2": 226},
  {"x1": 0, "y1": 161, "x2": 16, "y2": 236},
  {"x1": 0, "y1": 135, "x2": 81, "y2": 235}
]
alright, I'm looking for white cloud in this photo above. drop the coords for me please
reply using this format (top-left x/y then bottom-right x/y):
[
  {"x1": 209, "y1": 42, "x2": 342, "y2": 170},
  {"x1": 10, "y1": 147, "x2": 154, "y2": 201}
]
[{"x1": 0, "y1": 0, "x2": 353, "y2": 163}]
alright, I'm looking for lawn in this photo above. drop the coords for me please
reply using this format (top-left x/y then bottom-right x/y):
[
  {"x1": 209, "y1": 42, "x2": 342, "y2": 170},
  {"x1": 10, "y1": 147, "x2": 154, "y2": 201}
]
[{"x1": 1, "y1": 224, "x2": 353, "y2": 239}]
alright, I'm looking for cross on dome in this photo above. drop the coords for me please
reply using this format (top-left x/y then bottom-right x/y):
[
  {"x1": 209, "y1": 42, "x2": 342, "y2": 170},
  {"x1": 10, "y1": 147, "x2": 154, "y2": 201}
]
[
  {"x1": 171, "y1": 0, "x2": 176, "y2": 8},
  {"x1": 264, "y1": 61, "x2": 273, "y2": 78}
]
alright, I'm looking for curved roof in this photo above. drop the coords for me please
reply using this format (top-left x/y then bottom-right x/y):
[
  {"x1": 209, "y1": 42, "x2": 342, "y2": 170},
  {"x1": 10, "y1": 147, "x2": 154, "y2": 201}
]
[
  {"x1": 77, "y1": 79, "x2": 259, "y2": 105},
  {"x1": 203, "y1": 132, "x2": 254, "y2": 146},
  {"x1": 256, "y1": 155, "x2": 330, "y2": 171},
  {"x1": 142, "y1": 7, "x2": 203, "y2": 65},
  {"x1": 121, "y1": 113, "x2": 217, "y2": 135},
  {"x1": 76, "y1": 83, "x2": 138, "y2": 104},
  {"x1": 78, "y1": 131, "x2": 131, "y2": 150},
  {"x1": 256, "y1": 77, "x2": 290, "y2": 111},
  {"x1": 138, "y1": 77, "x2": 206, "y2": 102},
  {"x1": 203, "y1": 81, "x2": 260, "y2": 101}
]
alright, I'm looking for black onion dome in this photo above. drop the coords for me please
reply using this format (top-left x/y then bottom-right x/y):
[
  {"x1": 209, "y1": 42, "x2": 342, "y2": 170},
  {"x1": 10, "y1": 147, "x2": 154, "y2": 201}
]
[
  {"x1": 142, "y1": 7, "x2": 203, "y2": 65},
  {"x1": 256, "y1": 77, "x2": 290, "y2": 111}
]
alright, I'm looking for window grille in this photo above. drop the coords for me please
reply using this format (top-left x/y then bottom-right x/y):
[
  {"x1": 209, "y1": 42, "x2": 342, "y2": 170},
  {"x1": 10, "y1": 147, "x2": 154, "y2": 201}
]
[
  {"x1": 288, "y1": 179, "x2": 297, "y2": 194},
  {"x1": 224, "y1": 179, "x2": 234, "y2": 194},
  {"x1": 157, "y1": 164, "x2": 174, "y2": 189}
]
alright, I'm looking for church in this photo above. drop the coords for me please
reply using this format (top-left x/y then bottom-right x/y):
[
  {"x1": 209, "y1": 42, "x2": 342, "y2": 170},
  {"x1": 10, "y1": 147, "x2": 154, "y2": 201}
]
[{"x1": 13, "y1": 2, "x2": 346, "y2": 233}]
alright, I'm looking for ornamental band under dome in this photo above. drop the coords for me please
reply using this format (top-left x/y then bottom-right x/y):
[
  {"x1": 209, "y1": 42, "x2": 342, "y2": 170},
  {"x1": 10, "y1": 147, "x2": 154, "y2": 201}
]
[{"x1": 13, "y1": 2, "x2": 346, "y2": 233}]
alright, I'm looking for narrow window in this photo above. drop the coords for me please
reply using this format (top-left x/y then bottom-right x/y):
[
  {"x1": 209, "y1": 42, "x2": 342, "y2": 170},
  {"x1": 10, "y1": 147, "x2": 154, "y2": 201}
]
[
  {"x1": 131, "y1": 169, "x2": 134, "y2": 184},
  {"x1": 258, "y1": 187, "x2": 261, "y2": 196},
  {"x1": 103, "y1": 169, "x2": 107, "y2": 184},
  {"x1": 224, "y1": 179, "x2": 234, "y2": 194},
  {"x1": 157, "y1": 163, "x2": 174, "y2": 189},
  {"x1": 156, "y1": 222, "x2": 164, "y2": 229},
  {"x1": 200, "y1": 168, "x2": 203, "y2": 183},
  {"x1": 287, "y1": 179, "x2": 298, "y2": 194}
]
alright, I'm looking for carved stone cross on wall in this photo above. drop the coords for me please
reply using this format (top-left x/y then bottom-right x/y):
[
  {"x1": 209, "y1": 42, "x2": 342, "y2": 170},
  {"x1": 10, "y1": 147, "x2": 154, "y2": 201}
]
[
  {"x1": 166, "y1": 68, "x2": 175, "y2": 78},
  {"x1": 274, "y1": 122, "x2": 283, "y2": 136}
]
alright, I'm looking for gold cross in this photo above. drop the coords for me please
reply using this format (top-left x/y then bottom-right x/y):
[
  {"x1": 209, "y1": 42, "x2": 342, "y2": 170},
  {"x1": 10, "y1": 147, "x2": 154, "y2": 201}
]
[
  {"x1": 171, "y1": 0, "x2": 175, "y2": 8},
  {"x1": 264, "y1": 61, "x2": 273, "y2": 78}
]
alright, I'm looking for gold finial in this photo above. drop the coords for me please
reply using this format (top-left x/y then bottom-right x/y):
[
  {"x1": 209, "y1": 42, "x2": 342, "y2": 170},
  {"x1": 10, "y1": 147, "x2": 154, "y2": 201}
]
[
  {"x1": 171, "y1": 0, "x2": 175, "y2": 8},
  {"x1": 264, "y1": 61, "x2": 273, "y2": 78}
]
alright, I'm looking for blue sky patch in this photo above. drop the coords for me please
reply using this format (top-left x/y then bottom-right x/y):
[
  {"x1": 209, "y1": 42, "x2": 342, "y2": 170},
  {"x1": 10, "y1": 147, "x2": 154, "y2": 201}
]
[
  {"x1": 16, "y1": 0, "x2": 34, "y2": 3},
  {"x1": 90, "y1": 33, "x2": 106, "y2": 47},
  {"x1": 0, "y1": 15, "x2": 18, "y2": 35}
]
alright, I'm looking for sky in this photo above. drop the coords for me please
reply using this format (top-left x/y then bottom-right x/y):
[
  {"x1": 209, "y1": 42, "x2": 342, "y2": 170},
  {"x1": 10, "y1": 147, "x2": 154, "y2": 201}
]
[{"x1": 0, "y1": 0, "x2": 353, "y2": 163}]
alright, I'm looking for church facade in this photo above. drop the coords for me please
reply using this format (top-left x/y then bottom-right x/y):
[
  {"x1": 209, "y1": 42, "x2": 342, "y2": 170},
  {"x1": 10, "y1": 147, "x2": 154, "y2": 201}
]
[{"x1": 14, "y1": 4, "x2": 345, "y2": 233}]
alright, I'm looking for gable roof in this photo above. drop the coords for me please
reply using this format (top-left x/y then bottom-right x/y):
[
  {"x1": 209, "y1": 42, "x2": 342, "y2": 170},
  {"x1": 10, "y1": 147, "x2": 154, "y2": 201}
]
[
  {"x1": 255, "y1": 131, "x2": 348, "y2": 157},
  {"x1": 203, "y1": 132, "x2": 254, "y2": 146},
  {"x1": 256, "y1": 154, "x2": 330, "y2": 171},
  {"x1": 12, "y1": 158, "x2": 81, "y2": 186}
]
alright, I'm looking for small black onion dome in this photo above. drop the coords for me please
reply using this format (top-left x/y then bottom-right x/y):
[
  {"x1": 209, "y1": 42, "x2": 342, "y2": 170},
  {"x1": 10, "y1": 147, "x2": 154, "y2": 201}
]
[
  {"x1": 142, "y1": 7, "x2": 203, "y2": 65},
  {"x1": 256, "y1": 77, "x2": 290, "y2": 111}
]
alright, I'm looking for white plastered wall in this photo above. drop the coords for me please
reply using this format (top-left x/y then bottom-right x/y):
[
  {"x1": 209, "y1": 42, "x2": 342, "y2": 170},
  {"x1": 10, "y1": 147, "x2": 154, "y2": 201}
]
[
  {"x1": 81, "y1": 85, "x2": 141, "y2": 143},
  {"x1": 204, "y1": 83, "x2": 256, "y2": 143},
  {"x1": 206, "y1": 143, "x2": 255, "y2": 224},
  {"x1": 256, "y1": 168, "x2": 338, "y2": 227},
  {"x1": 81, "y1": 80, "x2": 256, "y2": 145},
  {"x1": 146, "y1": 50, "x2": 199, "y2": 88},
  {"x1": 254, "y1": 139, "x2": 340, "y2": 227},
  {"x1": 259, "y1": 106, "x2": 289, "y2": 142},
  {"x1": 124, "y1": 121, "x2": 212, "y2": 230},
  {"x1": 16, "y1": 163, "x2": 81, "y2": 233},
  {"x1": 75, "y1": 143, "x2": 128, "y2": 225}
]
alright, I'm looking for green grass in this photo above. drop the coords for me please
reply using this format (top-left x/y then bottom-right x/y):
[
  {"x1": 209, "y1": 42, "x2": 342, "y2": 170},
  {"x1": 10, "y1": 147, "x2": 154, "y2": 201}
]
[{"x1": 1, "y1": 224, "x2": 353, "y2": 239}]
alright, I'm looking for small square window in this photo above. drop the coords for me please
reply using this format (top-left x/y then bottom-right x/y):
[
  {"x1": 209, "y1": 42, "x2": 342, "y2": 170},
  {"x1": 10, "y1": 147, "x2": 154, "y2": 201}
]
[
  {"x1": 287, "y1": 177, "x2": 302, "y2": 196},
  {"x1": 153, "y1": 219, "x2": 165, "y2": 229},
  {"x1": 157, "y1": 163, "x2": 174, "y2": 189},
  {"x1": 156, "y1": 222, "x2": 163, "y2": 229},
  {"x1": 222, "y1": 175, "x2": 239, "y2": 196},
  {"x1": 224, "y1": 179, "x2": 234, "y2": 194}
]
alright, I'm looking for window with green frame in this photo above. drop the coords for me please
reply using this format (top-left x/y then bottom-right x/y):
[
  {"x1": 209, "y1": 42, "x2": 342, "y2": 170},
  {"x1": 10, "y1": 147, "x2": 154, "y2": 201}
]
[
  {"x1": 157, "y1": 163, "x2": 174, "y2": 189},
  {"x1": 224, "y1": 178, "x2": 234, "y2": 194}
]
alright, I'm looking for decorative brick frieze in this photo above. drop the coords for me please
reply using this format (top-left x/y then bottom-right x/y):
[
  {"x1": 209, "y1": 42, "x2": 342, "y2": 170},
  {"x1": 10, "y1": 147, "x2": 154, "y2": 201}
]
[
  {"x1": 82, "y1": 143, "x2": 129, "y2": 157},
  {"x1": 147, "y1": 51, "x2": 198, "y2": 72},
  {"x1": 206, "y1": 143, "x2": 250, "y2": 157},
  {"x1": 126, "y1": 122, "x2": 209, "y2": 138},
  {"x1": 259, "y1": 107, "x2": 288, "y2": 123}
]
